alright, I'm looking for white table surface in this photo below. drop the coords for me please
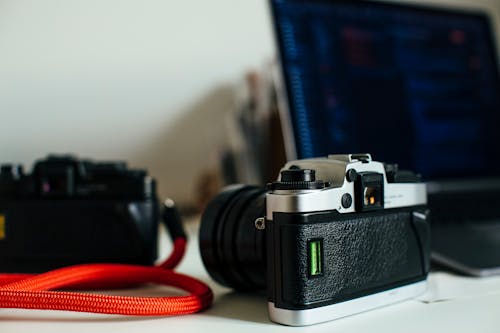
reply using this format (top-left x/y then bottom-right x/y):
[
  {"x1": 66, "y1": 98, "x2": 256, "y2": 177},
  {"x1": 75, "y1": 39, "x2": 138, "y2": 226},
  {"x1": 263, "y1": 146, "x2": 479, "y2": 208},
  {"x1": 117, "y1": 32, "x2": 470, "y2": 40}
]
[{"x1": 2, "y1": 220, "x2": 500, "y2": 333}]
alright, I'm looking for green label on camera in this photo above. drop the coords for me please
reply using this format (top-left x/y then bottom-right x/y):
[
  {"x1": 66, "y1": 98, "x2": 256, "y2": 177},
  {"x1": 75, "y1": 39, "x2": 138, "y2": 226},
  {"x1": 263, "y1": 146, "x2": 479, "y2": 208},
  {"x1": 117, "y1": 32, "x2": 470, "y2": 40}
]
[{"x1": 309, "y1": 239, "x2": 322, "y2": 277}]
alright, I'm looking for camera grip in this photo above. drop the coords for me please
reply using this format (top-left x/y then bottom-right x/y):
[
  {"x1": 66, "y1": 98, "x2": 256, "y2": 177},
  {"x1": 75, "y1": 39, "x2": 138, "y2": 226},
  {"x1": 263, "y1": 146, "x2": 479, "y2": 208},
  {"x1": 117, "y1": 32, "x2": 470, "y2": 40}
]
[{"x1": 269, "y1": 208, "x2": 429, "y2": 310}]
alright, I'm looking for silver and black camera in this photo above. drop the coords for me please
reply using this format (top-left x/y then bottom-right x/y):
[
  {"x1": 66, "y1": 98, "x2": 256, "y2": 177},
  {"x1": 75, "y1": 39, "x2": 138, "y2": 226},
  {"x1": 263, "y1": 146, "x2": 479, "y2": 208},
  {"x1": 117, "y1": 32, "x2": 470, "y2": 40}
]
[{"x1": 200, "y1": 154, "x2": 430, "y2": 326}]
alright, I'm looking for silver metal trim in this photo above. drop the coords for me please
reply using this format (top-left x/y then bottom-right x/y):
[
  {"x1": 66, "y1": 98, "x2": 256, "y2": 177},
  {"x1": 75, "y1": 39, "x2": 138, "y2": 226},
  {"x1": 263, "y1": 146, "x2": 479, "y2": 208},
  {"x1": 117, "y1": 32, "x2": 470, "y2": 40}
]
[
  {"x1": 266, "y1": 159, "x2": 427, "y2": 220},
  {"x1": 267, "y1": 1, "x2": 298, "y2": 161},
  {"x1": 271, "y1": 51, "x2": 297, "y2": 161},
  {"x1": 268, "y1": 280, "x2": 427, "y2": 326},
  {"x1": 431, "y1": 252, "x2": 500, "y2": 277},
  {"x1": 254, "y1": 217, "x2": 266, "y2": 230},
  {"x1": 413, "y1": 211, "x2": 427, "y2": 220}
]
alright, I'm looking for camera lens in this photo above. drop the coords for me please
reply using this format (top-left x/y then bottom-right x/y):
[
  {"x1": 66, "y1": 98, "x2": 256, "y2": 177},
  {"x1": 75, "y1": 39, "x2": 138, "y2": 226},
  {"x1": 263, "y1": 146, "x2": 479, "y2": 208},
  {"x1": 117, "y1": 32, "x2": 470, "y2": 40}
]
[{"x1": 199, "y1": 185, "x2": 267, "y2": 291}]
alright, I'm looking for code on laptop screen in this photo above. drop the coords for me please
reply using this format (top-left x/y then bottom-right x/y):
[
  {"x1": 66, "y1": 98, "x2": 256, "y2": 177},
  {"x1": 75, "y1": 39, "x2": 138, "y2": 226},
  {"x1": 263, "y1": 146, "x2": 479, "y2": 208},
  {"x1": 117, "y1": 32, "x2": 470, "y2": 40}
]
[{"x1": 271, "y1": 0, "x2": 500, "y2": 180}]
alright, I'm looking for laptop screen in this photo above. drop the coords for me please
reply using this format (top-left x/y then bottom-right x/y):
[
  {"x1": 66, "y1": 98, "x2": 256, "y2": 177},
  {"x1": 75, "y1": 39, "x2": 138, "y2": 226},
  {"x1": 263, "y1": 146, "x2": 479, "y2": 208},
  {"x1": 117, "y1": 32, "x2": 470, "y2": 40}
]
[{"x1": 271, "y1": 0, "x2": 500, "y2": 180}]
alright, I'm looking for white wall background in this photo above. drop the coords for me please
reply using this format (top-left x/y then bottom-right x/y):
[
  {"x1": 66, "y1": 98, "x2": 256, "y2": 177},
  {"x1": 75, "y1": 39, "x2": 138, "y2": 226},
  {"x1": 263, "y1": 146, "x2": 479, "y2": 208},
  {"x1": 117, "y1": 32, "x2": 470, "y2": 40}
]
[
  {"x1": 0, "y1": 0, "x2": 274, "y2": 163},
  {"x1": 0, "y1": 0, "x2": 499, "y2": 205}
]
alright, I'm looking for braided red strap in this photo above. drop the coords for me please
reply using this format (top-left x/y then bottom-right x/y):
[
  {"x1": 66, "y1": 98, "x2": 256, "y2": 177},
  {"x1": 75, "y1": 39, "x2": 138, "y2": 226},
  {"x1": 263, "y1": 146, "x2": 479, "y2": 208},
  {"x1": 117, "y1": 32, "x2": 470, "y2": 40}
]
[{"x1": 0, "y1": 238, "x2": 213, "y2": 315}]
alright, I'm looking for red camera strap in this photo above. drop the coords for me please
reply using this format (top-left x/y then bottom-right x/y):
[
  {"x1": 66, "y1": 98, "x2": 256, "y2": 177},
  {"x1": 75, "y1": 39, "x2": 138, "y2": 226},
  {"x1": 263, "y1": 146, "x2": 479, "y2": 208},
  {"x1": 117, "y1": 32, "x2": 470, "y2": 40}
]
[{"x1": 0, "y1": 238, "x2": 214, "y2": 316}]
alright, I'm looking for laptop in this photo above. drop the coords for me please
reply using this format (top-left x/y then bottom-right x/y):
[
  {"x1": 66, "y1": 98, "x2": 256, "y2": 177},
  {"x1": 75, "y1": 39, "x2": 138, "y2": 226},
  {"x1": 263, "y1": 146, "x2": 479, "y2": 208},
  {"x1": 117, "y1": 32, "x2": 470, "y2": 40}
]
[{"x1": 269, "y1": 0, "x2": 500, "y2": 276}]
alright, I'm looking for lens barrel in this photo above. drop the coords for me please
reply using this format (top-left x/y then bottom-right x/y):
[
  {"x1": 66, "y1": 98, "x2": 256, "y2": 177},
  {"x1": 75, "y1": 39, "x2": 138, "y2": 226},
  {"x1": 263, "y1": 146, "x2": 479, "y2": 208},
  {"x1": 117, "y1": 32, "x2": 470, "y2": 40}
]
[{"x1": 199, "y1": 185, "x2": 267, "y2": 291}]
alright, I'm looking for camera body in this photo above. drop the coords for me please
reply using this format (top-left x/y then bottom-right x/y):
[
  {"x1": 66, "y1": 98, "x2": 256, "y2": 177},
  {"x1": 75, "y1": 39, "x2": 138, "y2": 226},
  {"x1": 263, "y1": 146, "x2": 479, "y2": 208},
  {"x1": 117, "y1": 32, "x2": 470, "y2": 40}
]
[
  {"x1": 200, "y1": 154, "x2": 430, "y2": 326},
  {"x1": 265, "y1": 154, "x2": 429, "y2": 325},
  {"x1": 0, "y1": 155, "x2": 159, "y2": 273}
]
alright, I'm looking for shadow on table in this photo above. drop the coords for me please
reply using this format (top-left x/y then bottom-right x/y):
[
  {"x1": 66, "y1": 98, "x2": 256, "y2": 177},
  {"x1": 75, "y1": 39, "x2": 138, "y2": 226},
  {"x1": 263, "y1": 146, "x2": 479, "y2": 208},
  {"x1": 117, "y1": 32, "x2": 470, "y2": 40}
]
[{"x1": 204, "y1": 291, "x2": 270, "y2": 324}]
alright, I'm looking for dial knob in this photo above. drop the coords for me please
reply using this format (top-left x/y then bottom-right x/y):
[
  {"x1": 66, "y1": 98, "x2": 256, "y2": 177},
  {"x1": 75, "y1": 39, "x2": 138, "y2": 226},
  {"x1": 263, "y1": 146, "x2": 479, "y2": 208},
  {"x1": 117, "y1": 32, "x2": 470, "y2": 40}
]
[
  {"x1": 280, "y1": 168, "x2": 316, "y2": 182},
  {"x1": 268, "y1": 168, "x2": 328, "y2": 191}
]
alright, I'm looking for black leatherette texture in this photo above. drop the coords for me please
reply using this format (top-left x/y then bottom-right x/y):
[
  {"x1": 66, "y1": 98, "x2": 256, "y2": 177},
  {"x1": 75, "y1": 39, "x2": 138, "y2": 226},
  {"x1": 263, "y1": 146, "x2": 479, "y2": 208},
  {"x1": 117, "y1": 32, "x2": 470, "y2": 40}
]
[{"x1": 272, "y1": 209, "x2": 426, "y2": 309}]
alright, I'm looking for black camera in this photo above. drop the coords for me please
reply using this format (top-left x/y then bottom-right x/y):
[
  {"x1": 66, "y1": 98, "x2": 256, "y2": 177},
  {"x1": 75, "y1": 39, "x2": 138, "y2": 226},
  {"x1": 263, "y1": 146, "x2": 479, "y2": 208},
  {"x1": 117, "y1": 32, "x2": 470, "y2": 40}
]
[
  {"x1": 0, "y1": 155, "x2": 159, "y2": 273},
  {"x1": 200, "y1": 154, "x2": 430, "y2": 326}
]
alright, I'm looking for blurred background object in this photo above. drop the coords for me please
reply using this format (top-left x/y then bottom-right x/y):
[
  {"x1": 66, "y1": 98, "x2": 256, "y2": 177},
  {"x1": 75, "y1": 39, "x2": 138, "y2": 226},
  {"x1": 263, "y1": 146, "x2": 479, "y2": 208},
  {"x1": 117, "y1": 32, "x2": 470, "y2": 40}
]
[
  {"x1": 0, "y1": 0, "x2": 276, "y2": 213},
  {"x1": 0, "y1": 0, "x2": 499, "y2": 214},
  {"x1": 221, "y1": 66, "x2": 286, "y2": 187}
]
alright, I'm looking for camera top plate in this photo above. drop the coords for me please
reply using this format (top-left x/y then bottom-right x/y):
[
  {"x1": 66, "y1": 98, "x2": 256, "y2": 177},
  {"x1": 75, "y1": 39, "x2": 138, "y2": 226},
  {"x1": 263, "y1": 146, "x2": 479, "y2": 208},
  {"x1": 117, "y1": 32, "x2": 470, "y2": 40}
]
[{"x1": 266, "y1": 154, "x2": 426, "y2": 220}]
